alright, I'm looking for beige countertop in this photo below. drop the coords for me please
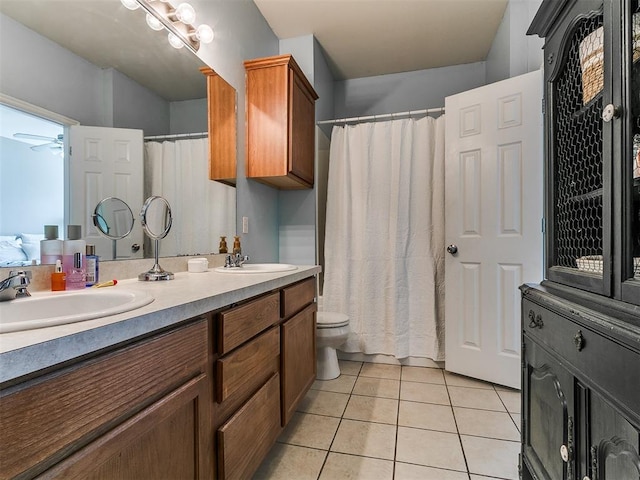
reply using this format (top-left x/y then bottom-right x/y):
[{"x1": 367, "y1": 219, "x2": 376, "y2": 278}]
[{"x1": 0, "y1": 265, "x2": 320, "y2": 385}]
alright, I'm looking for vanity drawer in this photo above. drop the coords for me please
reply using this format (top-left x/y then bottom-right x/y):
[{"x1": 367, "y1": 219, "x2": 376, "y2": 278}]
[
  {"x1": 216, "y1": 326, "x2": 280, "y2": 404},
  {"x1": 523, "y1": 299, "x2": 640, "y2": 419},
  {"x1": 281, "y1": 277, "x2": 315, "y2": 318},
  {"x1": 217, "y1": 291, "x2": 280, "y2": 354},
  {"x1": 218, "y1": 372, "x2": 281, "y2": 480}
]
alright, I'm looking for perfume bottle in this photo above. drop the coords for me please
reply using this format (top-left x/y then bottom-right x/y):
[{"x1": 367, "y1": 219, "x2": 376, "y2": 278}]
[
  {"x1": 63, "y1": 225, "x2": 86, "y2": 290},
  {"x1": 51, "y1": 259, "x2": 66, "y2": 291}
]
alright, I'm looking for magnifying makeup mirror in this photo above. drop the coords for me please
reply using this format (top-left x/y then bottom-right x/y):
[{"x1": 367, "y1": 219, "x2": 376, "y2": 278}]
[
  {"x1": 138, "y1": 196, "x2": 174, "y2": 281},
  {"x1": 92, "y1": 197, "x2": 136, "y2": 260}
]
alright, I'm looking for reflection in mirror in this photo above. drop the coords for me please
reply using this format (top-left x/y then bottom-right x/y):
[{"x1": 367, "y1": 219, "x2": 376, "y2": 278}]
[
  {"x1": 0, "y1": 1, "x2": 237, "y2": 263},
  {"x1": 139, "y1": 196, "x2": 174, "y2": 281},
  {"x1": 93, "y1": 197, "x2": 136, "y2": 261}
]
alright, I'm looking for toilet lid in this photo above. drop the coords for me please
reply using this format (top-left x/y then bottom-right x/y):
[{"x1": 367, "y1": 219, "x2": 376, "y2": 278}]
[{"x1": 317, "y1": 311, "x2": 349, "y2": 328}]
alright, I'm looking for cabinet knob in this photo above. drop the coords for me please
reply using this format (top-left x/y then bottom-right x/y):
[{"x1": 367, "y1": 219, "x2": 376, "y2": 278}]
[
  {"x1": 560, "y1": 444, "x2": 570, "y2": 462},
  {"x1": 574, "y1": 330, "x2": 585, "y2": 351},
  {"x1": 602, "y1": 104, "x2": 621, "y2": 122}
]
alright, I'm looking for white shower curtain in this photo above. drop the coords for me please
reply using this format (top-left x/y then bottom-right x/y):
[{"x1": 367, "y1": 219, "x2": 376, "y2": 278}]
[
  {"x1": 323, "y1": 115, "x2": 446, "y2": 361},
  {"x1": 144, "y1": 138, "x2": 236, "y2": 257}
]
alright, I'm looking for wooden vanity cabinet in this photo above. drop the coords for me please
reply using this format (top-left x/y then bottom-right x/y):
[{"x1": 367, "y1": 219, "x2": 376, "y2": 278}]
[
  {"x1": 0, "y1": 317, "x2": 211, "y2": 480},
  {"x1": 244, "y1": 54, "x2": 318, "y2": 189},
  {"x1": 213, "y1": 293, "x2": 282, "y2": 480},
  {"x1": 212, "y1": 278, "x2": 317, "y2": 478},
  {"x1": 201, "y1": 67, "x2": 237, "y2": 186},
  {"x1": 280, "y1": 277, "x2": 317, "y2": 426}
]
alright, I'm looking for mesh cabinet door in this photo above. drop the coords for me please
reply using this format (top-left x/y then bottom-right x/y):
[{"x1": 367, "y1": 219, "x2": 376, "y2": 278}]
[{"x1": 545, "y1": 6, "x2": 612, "y2": 296}]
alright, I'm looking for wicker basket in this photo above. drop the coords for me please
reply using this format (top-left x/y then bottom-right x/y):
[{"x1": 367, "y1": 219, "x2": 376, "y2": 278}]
[
  {"x1": 576, "y1": 255, "x2": 640, "y2": 275},
  {"x1": 579, "y1": 27, "x2": 604, "y2": 105}
]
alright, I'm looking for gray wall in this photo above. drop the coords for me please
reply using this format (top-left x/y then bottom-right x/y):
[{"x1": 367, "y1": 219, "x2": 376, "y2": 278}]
[
  {"x1": 485, "y1": 0, "x2": 544, "y2": 84},
  {"x1": 277, "y1": 35, "x2": 336, "y2": 266},
  {"x1": 0, "y1": 13, "x2": 171, "y2": 135},
  {"x1": 1, "y1": 138, "x2": 64, "y2": 234},
  {"x1": 333, "y1": 61, "x2": 486, "y2": 118},
  {"x1": 191, "y1": 0, "x2": 281, "y2": 263}
]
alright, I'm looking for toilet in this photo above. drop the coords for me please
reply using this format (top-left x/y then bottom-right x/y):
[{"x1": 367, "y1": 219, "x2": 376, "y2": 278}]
[{"x1": 316, "y1": 310, "x2": 350, "y2": 380}]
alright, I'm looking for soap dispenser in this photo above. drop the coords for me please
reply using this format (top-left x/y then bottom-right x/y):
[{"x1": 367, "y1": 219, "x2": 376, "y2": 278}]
[
  {"x1": 219, "y1": 236, "x2": 228, "y2": 254},
  {"x1": 232, "y1": 236, "x2": 241, "y2": 255}
]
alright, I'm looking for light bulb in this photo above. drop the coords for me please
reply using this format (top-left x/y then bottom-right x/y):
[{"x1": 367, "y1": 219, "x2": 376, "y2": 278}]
[
  {"x1": 175, "y1": 3, "x2": 196, "y2": 24},
  {"x1": 145, "y1": 13, "x2": 164, "y2": 31},
  {"x1": 120, "y1": 0, "x2": 139, "y2": 10},
  {"x1": 168, "y1": 32, "x2": 184, "y2": 49},
  {"x1": 195, "y1": 24, "x2": 214, "y2": 44}
]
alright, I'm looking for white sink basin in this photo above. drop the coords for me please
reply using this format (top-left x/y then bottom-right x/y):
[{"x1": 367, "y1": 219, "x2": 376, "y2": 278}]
[
  {"x1": 214, "y1": 263, "x2": 298, "y2": 274},
  {"x1": 0, "y1": 288, "x2": 154, "y2": 333}
]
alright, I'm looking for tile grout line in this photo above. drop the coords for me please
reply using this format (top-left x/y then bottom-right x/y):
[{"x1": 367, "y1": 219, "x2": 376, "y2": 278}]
[
  {"x1": 443, "y1": 373, "x2": 473, "y2": 479},
  {"x1": 314, "y1": 361, "x2": 363, "y2": 479}
]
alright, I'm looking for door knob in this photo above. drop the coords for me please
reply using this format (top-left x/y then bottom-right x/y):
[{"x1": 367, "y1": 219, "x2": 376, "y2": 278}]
[
  {"x1": 447, "y1": 245, "x2": 458, "y2": 255},
  {"x1": 560, "y1": 444, "x2": 569, "y2": 462},
  {"x1": 602, "y1": 104, "x2": 621, "y2": 122},
  {"x1": 131, "y1": 243, "x2": 140, "y2": 252}
]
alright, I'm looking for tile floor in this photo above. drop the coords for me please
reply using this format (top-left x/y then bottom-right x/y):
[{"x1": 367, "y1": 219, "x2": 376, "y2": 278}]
[{"x1": 254, "y1": 361, "x2": 521, "y2": 480}]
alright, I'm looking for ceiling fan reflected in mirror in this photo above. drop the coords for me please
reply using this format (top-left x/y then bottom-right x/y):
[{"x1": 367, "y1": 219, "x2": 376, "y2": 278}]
[{"x1": 13, "y1": 133, "x2": 64, "y2": 153}]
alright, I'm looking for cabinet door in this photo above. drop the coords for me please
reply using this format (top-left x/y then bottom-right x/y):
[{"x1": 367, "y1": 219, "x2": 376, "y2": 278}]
[
  {"x1": 523, "y1": 336, "x2": 576, "y2": 480},
  {"x1": 623, "y1": 0, "x2": 640, "y2": 304},
  {"x1": 41, "y1": 374, "x2": 211, "y2": 479},
  {"x1": 585, "y1": 390, "x2": 640, "y2": 480},
  {"x1": 281, "y1": 303, "x2": 317, "y2": 426},
  {"x1": 543, "y1": 0, "x2": 612, "y2": 295},
  {"x1": 201, "y1": 67, "x2": 237, "y2": 186},
  {"x1": 218, "y1": 373, "x2": 281, "y2": 480},
  {"x1": 289, "y1": 68, "x2": 315, "y2": 186},
  {"x1": 0, "y1": 320, "x2": 208, "y2": 479}
]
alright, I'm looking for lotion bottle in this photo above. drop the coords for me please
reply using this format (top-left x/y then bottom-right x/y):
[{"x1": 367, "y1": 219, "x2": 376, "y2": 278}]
[
  {"x1": 63, "y1": 225, "x2": 86, "y2": 290},
  {"x1": 51, "y1": 259, "x2": 66, "y2": 291},
  {"x1": 40, "y1": 225, "x2": 63, "y2": 264},
  {"x1": 85, "y1": 244, "x2": 99, "y2": 287},
  {"x1": 233, "y1": 236, "x2": 241, "y2": 255}
]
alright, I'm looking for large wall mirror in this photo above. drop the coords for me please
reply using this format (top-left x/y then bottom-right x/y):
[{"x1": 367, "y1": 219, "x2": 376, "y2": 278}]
[{"x1": 0, "y1": 0, "x2": 237, "y2": 266}]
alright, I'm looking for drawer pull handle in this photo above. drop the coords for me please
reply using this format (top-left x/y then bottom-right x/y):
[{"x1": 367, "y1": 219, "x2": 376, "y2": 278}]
[
  {"x1": 528, "y1": 310, "x2": 544, "y2": 329},
  {"x1": 574, "y1": 330, "x2": 585, "y2": 352}
]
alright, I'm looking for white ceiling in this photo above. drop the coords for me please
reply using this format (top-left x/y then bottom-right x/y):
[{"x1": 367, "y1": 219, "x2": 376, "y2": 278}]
[
  {"x1": 0, "y1": 0, "x2": 508, "y2": 140},
  {"x1": 253, "y1": 0, "x2": 509, "y2": 79}
]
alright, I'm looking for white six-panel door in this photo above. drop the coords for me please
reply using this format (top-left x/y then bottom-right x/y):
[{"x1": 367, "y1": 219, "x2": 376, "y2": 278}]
[
  {"x1": 68, "y1": 125, "x2": 144, "y2": 261},
  {"x1": 444, "y1": 70, "x2": 543, "y2": 389}
]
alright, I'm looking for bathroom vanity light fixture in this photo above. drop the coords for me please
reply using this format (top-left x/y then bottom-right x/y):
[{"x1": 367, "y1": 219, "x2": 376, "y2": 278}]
[{"x1": 120, "y1": 0, "x2": 213, "y2": 53}]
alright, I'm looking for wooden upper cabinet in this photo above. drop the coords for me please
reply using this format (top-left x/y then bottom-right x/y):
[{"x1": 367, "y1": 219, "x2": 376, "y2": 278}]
[
  {"x1": 244, "y1": 54, "x2": 319, "y2": 189},
  {"x1": 200, "y1": 67, "x2": 237, "y2": 186}
]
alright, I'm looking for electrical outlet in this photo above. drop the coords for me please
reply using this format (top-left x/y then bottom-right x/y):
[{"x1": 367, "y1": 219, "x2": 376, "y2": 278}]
[{"x1": 242, "y1": 216, "x2": 249, "y2": 234}]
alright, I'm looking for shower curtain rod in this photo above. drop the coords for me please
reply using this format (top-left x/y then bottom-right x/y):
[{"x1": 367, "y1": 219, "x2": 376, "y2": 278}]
[
  {"x1": 317, "y1": 106, "x2": 445, "y2": 126},
  {"x1": 143, "y1": 131, "x2": 208, "y2": 141}
]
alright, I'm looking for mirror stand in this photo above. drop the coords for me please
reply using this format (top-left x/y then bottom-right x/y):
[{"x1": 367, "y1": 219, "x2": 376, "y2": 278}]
[
  {"x1": 138, "y1": 196, "x2": 174, "y2": 281},
  {"x1": 139, "y1": 239, "x2": 174, "y2": 281},
  {"x1": 93, "y1": 197, "x2": 136, "y2": 261}
]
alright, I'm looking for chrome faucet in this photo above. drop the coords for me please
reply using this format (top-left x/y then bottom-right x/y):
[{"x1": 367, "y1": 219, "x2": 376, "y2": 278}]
[
  {"x1": 0, "y1": 270, "x2": 32, "y2": 301},
  {"x1": 224, "y1": 253, "x2": 250, "y2": 268}
]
